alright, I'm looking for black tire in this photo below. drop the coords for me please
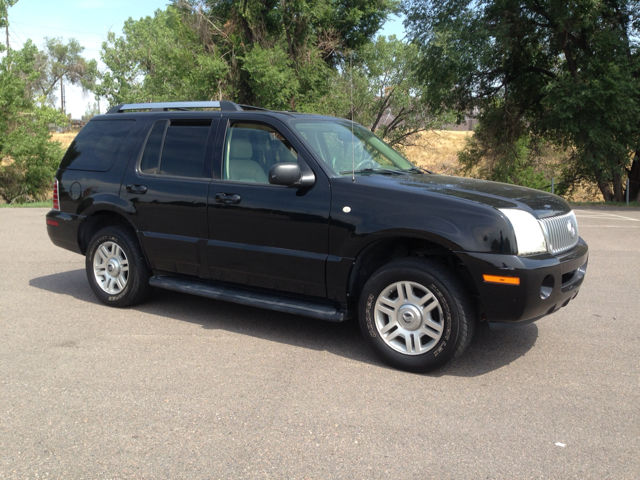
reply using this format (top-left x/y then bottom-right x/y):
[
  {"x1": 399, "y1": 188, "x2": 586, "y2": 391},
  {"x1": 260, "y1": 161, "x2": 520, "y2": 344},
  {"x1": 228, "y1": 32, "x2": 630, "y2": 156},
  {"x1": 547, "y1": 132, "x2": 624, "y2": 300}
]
[
  {"x1": 85, "y1": 226, "x2": 152, "y2": 308},
  {"x1": 358, "y1": 258, "x2": 475, "y2": 373}
]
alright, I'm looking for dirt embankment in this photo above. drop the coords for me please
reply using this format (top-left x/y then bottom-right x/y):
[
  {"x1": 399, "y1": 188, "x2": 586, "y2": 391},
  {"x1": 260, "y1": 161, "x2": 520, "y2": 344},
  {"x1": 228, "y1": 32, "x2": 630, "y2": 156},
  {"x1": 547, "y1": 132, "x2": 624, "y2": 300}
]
[
  {"x1": 50, "y1": 133, "x2": 77, "y2": 150},
  {"x1": 403, "y1": 130, "x2": 473, "y2": 173},
  {"x1": 403, "y1": 130, "x2": 601, "y2": 202}
]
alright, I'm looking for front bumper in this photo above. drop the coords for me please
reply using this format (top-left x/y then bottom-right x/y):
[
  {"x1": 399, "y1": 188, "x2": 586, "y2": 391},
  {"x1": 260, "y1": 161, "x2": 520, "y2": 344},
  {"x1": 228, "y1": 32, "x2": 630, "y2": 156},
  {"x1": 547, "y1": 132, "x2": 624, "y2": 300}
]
[{"x1": 455, "y1": 238, "x2": 588, "y2": 327}]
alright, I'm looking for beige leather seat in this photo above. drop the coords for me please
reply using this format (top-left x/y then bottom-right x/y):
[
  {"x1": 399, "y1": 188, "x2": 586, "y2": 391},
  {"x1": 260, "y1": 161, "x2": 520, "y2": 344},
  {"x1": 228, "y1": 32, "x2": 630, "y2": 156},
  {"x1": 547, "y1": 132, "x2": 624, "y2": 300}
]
[{"x1": 227, "y1": 139, "x2": 268, "y2": 183}]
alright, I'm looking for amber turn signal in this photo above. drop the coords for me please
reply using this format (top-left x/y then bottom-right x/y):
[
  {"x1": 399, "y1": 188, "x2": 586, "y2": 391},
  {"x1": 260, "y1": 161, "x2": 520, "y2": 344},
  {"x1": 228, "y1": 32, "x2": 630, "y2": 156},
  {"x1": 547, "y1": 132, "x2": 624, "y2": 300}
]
[{"x1": 482, "y1": 274, "x2": 520, "y2": 285}]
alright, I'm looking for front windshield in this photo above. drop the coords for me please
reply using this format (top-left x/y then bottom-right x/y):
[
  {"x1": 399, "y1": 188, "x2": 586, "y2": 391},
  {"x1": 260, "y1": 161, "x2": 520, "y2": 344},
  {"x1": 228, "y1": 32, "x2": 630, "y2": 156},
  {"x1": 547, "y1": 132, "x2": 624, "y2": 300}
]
[{"x1": 290, "y1": 120, "x2": 415, "y2": 175}]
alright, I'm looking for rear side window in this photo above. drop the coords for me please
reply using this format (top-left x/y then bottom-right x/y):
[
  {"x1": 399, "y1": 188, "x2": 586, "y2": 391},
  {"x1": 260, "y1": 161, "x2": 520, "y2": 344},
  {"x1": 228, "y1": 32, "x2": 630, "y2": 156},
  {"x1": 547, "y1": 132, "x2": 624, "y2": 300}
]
[
  {"x1": 60, "y1": 120, "x2": 135, "y2": 172},
  {"x1": 139, "y1": 119, "x2": 211, "y2": 178}
]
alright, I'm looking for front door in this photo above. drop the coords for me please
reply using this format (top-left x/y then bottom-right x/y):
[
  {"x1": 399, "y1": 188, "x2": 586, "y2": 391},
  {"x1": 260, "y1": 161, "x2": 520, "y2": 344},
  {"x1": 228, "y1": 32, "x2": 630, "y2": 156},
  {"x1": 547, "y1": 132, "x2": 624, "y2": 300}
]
[
  {"x1": 206, "y1": 115, "x2": 331, "y2": 298},
  {"x1": 122, "y1": 116, "x2": 218, "y2": 277}
]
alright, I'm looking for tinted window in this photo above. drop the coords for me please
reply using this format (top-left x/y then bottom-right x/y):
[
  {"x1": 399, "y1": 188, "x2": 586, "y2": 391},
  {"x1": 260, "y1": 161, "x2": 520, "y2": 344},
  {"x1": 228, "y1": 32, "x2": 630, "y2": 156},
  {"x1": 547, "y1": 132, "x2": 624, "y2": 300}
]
[
  {"x1": 223, "y1": 122, "x2": 298, "y2": 183},
  {"x1": 139, "y1": 119, "x2": 211, "y2": 178},
  {"x1": 161, "y1": 121, "x2": 210, "y2": 177},
  {"x1": 60, "y1": 120, "x2": 135, "y2": 172},
  {"x1": 140, "y1": 121, "x2": 167, "y2": 174}
]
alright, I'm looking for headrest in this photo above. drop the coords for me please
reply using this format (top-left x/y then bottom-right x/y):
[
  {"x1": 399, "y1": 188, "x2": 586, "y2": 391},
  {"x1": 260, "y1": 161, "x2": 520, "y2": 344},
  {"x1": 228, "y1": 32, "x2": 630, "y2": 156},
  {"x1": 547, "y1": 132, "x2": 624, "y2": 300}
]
[{"x1": 230, "y1": 139, "x2": 253, "y2": 159}]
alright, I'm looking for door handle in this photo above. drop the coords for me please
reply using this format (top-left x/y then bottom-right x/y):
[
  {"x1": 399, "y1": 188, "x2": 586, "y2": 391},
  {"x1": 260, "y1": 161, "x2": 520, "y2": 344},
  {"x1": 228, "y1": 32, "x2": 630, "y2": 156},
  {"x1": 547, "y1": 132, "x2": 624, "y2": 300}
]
[
  {"x1": 214, "y1": 193, "x2": 241, "y2": 205},
  {"x1": 126, "y1": 184, "x2": 148, "y2": 194}
]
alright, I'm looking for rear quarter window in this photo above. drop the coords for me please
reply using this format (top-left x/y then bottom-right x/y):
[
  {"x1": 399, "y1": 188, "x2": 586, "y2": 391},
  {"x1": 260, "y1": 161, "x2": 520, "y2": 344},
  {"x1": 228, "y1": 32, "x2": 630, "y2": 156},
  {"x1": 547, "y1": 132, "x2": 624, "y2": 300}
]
[{"x1": 60, "y1": 120, "x2": 135, "y2": 172}]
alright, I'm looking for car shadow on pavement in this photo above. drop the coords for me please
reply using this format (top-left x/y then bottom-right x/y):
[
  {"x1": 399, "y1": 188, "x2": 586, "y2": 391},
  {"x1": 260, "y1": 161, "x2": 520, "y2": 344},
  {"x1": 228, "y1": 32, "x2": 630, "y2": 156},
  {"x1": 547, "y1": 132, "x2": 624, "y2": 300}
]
[
  {"x1": 30, "y1": 269, "x2": 538, "y2": 377},
  {"x1": 29, "y1": 267, "x2": 101, "y2": 304}
]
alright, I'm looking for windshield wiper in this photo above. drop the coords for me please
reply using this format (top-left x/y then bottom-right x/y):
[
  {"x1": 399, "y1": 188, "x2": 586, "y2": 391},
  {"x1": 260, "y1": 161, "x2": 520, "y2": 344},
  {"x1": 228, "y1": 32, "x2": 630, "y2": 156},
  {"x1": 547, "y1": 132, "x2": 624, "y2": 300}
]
[
  {"x1": 339, "y1": 167, "x2": 410, "y2": 175},
  {"x1": 403, "y1": 166, "x2": 432, "y2": 174}
]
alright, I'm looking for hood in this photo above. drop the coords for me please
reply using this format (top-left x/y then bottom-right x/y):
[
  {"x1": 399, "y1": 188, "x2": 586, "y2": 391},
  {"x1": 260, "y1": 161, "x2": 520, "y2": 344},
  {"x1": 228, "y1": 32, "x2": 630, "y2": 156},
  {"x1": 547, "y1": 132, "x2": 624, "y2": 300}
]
[{"x1": 360, "y1": 173, "x2": 570, "y2": 219}]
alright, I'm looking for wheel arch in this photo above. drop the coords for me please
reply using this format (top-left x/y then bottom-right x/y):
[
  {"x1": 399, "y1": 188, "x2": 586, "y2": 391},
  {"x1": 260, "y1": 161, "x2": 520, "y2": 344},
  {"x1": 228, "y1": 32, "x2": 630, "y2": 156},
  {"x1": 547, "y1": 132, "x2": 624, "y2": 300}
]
[
  {"x1": 347, "y1": 234, "x2": 479, "y2": 305},
  {"x1": 78, "y1": 209, "x2": 139, "y2": 255}
]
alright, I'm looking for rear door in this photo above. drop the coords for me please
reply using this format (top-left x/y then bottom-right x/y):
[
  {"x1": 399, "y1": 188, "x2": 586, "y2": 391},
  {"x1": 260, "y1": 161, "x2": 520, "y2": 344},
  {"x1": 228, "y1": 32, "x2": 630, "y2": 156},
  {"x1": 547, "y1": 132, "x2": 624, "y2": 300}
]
[
  {"x1": 205, "y1": 115, "x2": 331, "y2": 298},
  {"x1": 122, "y1": 115, "x2": 218, "y2": 277}
]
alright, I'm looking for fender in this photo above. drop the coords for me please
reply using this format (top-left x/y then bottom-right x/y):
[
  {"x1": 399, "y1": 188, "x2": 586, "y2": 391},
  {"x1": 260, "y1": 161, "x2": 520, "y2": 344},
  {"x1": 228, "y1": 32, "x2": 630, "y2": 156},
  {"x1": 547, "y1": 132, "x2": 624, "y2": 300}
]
[{"x1": 328, "y1": 177, "x2": 517, "y2": 259}]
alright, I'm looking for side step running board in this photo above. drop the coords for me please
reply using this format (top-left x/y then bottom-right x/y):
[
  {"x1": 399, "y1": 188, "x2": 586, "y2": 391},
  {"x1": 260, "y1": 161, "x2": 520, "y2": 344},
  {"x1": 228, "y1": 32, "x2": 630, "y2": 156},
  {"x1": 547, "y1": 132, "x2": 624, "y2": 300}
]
[{"x1": 149, "y1": 276, "x2": 350, "y2": 322}]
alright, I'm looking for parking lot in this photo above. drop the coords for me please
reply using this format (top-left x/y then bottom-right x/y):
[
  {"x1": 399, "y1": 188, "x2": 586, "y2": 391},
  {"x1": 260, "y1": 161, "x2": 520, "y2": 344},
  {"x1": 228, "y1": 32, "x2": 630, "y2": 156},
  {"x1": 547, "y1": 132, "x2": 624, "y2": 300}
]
[{"x1": 1, "y1": 207, "x2": 638, "y2": 479}]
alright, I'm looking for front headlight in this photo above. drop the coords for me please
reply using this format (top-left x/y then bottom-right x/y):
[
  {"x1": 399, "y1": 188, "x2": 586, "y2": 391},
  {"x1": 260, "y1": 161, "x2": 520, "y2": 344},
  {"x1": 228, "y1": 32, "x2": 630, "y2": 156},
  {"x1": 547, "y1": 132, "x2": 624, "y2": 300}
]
[{"x1": 499, "y1": 209, "x2": 548, "y2": 256}]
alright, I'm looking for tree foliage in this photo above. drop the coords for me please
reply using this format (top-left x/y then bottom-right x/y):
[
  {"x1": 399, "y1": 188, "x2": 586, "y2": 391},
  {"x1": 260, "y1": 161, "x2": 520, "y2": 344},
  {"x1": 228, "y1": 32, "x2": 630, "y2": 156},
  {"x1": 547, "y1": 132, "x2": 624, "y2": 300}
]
[
  {"x1": 192, "y1": 0, "x2": 399, "y2": 108},
  {"x1": 0, "y1": 0, "x2": 18, "y2": 54},
  {"x1": 0, "y1": 42, "x2": 67, "y2": 203},
  {"x1": 95, "y1": 1, "x2": 398, "y2": 109},
  {"x1": 0, "y1": 0, "x2": 18, "y2": 30},
  {"x1": 30, "y1": 37, "x2": 98, "y2": 112},
  {"x1": 404, "y1": 0, "x2": 640, "y2": 201},
  {"x1": 94, "y1": 6, "x2": 229, "y2": 105},
  {"x1": 457, "y1": 111, "x2": 553, "y2": 191},
  {"x1": 93, "y1": 1, "x2": 452, "y2": 147},
  {"x1": 310, "y1": 35, "x2": 453, "y2": 146}
]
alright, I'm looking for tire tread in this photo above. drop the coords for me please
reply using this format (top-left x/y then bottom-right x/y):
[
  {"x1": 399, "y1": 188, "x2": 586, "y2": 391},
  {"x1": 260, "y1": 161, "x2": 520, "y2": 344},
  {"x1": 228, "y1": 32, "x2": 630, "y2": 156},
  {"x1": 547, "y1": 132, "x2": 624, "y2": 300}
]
[
  {"x1": 86, "y1": 226, "x2": 152, "y2": 308},
  {"x1": 359, "y1": 257, "x2": 476, "y2": 372}
]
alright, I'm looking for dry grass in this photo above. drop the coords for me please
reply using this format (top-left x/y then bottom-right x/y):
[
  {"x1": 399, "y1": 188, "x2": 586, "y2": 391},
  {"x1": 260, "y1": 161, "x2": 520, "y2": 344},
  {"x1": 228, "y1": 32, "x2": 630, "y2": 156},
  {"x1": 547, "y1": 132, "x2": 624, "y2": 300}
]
[
  {"x1": 403, "y1": 130, "x2": 473, "y2": 174},
  {"x1": 403, "y1": 129, "x2": 602, "y2": 202},
  {"x1": 51, "y1": 132, "x2": 77, "y2": 149},
  {"x1": 564, "y1": 182, "x2": 604, "y2": 202}
]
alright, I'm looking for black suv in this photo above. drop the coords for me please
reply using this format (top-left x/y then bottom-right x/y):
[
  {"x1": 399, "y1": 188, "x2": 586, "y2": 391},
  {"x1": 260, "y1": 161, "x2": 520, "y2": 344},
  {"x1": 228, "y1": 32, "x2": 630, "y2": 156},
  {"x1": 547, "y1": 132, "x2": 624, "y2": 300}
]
[{"x1": 47, "y1": 101, "x2": 588, "y2": 372}]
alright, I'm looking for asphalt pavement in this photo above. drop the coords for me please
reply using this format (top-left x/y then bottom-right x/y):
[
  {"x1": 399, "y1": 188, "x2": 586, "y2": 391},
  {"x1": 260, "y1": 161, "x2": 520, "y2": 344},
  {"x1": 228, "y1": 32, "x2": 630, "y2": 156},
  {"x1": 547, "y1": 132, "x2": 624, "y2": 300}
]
[{"x1": 1, "y1": 207, "x2": 639, "y2": 479}]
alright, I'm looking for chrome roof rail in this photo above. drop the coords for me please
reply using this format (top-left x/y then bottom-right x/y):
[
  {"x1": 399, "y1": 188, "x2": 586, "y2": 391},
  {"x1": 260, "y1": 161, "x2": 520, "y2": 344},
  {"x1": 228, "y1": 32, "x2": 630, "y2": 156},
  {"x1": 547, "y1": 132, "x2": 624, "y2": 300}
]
[{"x1": 107, "y1": 101, "x2": 244, "y2": 113}]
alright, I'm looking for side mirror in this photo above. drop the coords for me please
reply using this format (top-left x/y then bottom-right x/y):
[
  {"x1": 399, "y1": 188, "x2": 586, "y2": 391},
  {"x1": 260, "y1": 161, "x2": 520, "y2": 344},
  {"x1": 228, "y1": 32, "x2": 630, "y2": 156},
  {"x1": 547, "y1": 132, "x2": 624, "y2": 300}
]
[{"x1": 268, "y1": 162, "x2": 315, "y2": 188}]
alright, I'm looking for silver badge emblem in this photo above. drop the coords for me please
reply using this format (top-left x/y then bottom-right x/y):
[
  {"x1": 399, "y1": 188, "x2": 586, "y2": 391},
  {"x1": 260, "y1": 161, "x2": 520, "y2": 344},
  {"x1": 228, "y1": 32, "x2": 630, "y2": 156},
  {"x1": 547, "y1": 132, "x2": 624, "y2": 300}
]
[{"x1": 567, "y1": 221, "x2": 576, "y2": 238}]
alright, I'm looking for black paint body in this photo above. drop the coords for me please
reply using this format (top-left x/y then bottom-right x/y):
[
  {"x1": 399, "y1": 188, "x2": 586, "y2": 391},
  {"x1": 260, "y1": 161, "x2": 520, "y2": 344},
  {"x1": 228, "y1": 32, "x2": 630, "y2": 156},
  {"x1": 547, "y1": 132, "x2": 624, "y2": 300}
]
[{"x1": 47, "y1": 110, "x2": 588, "y2": 325}]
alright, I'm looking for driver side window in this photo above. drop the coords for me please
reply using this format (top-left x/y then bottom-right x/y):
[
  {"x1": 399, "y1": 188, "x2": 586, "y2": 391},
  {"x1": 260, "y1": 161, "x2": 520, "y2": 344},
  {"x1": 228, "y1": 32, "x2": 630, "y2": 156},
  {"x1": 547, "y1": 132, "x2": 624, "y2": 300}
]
[{"x1": 223, "y1": 122, "x2": 298, "y2": 183}]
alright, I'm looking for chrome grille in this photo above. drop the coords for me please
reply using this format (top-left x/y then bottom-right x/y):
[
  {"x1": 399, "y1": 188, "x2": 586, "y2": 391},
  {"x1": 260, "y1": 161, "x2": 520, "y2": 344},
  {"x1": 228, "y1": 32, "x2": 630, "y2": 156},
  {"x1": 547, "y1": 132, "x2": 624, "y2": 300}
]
[{"x1": 539, "y1": 211, "x2": 579, "y2": 255}]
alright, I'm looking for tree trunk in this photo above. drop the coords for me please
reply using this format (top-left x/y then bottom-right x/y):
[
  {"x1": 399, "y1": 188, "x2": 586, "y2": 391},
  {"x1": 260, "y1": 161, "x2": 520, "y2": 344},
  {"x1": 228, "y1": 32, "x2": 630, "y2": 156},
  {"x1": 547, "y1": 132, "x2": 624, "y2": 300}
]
[
  {"x1": 629, "y1": 150, "x2": 640, "y2": 202},
  {"x1": 60, "y1": 78, "x2": 64, "y2": 114},
  {"x1": 612, "y1": 171, "x2": 624, "y2": 202},
  {"x1": 595, "y1": 168, "x2": 614, "y2": 202}
]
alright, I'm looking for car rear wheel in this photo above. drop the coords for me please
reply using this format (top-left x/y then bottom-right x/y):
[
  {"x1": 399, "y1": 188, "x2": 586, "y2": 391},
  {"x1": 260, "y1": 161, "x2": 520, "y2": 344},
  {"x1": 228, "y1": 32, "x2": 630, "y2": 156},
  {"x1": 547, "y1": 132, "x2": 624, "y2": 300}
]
[
  {"x1": 86, "y1": 226, "x2": 152, "y2": 307},
  {"x1": 358, "y1": 258, "x2": 475, "y2": 372}
]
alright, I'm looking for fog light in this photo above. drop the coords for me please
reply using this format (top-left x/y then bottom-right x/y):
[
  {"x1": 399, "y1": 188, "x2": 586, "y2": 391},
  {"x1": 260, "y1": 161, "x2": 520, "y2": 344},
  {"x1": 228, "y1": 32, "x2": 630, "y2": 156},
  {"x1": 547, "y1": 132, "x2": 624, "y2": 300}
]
[{"x1": 540, "y1": 275, "x2": 555, "y2": 299}]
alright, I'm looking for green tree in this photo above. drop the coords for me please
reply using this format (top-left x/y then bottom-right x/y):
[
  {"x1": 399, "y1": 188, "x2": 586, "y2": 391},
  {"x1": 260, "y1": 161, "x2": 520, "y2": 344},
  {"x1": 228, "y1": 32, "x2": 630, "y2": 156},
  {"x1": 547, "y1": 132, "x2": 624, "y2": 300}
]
[
  {"x1": 94, "y1": 2, "x2": 450, "y2": 148},
  {"x1": 95, "y1": 1, "x2": 398, "y2": 110},
  {"x1": 311, "y1": 35, "x2": 453, "y2": 146},
  {"x1": 404, "y1": 0, "x2": 640, "y2": 201},
  {"x1": 0, "y1": 0, "x2": 18, "y2": 51},
  {"x1": 82, "y1": 101, "x2": 100, "y2": 123},
  {"x1": 457, "y1": 111, "x2": 554, "y2": 191},
  {"x1": 31, "y1": 37, "x2": 98, "y2": 114},
  {"x1": 94, "y1": 6, "x2": 229, "y2": 105},
  {"x1": 192, "y1": 0, "x2": 398, "y2": 108},
  {"x1": 0, "y1": 41, "x2": 67, "y2": 203}
]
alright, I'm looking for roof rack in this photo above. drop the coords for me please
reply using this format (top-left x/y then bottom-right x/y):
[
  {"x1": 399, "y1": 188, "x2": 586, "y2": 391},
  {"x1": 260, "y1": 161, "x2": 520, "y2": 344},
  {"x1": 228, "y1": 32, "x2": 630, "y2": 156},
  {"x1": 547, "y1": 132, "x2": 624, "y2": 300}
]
[
  {"x1": 238, "y1": 104, "x2": 269, "y2": 112},
  {"x1": 107, "y1": 101, "x2": 245, "y2": 114}
]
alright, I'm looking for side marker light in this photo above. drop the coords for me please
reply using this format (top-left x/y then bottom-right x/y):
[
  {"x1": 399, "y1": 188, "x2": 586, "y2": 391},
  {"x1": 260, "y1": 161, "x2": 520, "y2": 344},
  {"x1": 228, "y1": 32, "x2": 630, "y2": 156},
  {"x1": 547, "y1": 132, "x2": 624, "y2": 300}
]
[
  {"x1": 483, "y1": 274, "x2": 520, "y2": 285},
  {"x1": 46, "y1": 219, "x2": 59, "y2": 226}
]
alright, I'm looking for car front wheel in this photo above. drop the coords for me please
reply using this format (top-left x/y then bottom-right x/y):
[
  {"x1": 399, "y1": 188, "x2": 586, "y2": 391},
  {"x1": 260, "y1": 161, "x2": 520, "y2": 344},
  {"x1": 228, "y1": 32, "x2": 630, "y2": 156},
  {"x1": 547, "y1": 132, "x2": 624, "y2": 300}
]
[{"x1": 358, "y1": 258, "x2": 475, "y2": 372}]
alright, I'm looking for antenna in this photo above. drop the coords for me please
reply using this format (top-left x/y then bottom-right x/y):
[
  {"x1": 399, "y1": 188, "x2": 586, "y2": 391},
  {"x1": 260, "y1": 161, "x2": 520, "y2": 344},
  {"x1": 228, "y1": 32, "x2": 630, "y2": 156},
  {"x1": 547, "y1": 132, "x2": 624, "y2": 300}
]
[{"x1": 350, "y1": 52, "x2": 355, "y2": 183}]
